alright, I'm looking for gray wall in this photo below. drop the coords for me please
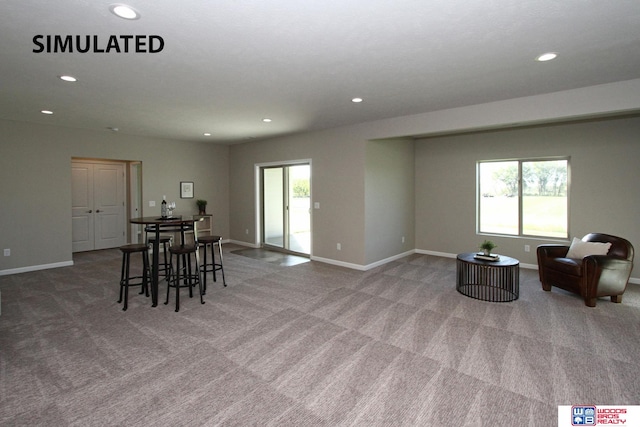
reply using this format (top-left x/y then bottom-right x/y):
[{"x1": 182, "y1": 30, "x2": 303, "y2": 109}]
[
  {"x1": 228, "y1": 126, "x2": 368, "y2": 265},
  {"x1": 365, "y1": 139, "x2": 415, "y2": 265},
  {"x1": 414, "y1": 116, "x2": 640, "y2": 277},
  {"x1": 0, "y1": 120, "x2": 229, "y2": 272},
  {"x1": 227, "y1": 129, "x2": 416, "y2": 268},
  {"x1": 2, "y1": 80, "x2": 639, "y2": 279}
]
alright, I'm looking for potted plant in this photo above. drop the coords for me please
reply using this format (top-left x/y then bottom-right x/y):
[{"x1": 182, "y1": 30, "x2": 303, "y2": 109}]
[
  {"x1": 480, "y1": 240, "x2": 497, "y2": 256},
  {"x1": 196, "y1": 199, "x2": 207, "y2": 215}
]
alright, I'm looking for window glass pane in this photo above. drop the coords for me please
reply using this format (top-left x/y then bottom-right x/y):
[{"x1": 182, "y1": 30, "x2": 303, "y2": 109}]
[
  {"x1": 522, "y1": 160, "x2": 568, "y2": 238},
  {"x1": 479, "y1": 161, "x2": 519, "y2": 235}
]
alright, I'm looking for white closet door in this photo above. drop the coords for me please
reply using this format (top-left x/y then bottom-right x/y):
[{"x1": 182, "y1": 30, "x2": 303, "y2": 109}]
[{"x1": 72, "y1": 161, "x2": 126, "y2": 252}]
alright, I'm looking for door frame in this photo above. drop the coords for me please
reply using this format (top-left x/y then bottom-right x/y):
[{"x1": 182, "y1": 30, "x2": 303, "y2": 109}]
[
  {"x1": 254, "y1": 159, "x2": 312, "y2": 256},
  {"x1": 72, "y1": 158, "x2": 142, "y2": 251},
  {"x1": 129, "y1": 162, "x2": 143, "y2": 243}
]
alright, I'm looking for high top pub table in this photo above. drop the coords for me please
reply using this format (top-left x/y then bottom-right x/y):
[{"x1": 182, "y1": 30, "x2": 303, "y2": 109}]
[
  {"x1": 130, "y1": 216, "x2": 202, "y2": 307},
  {"x1": 456, "y1": 252, "x2": 519, "y2": 302}
]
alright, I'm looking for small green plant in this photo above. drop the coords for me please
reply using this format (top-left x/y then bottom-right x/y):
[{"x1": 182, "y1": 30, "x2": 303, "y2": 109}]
[
  {"x1": 480, "y1": 240, "x2": 497, "y2": 253},
  {"x1": 196, "y1": 199, "x2": 207, "y2": 214}
]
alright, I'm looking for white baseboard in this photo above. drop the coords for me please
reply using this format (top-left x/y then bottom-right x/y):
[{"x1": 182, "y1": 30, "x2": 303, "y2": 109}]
[
  {"x1": 0, "y1": 260, "x2": 74, "y2": 276},
  {"x1": 310, "y1": 256, "x2": 367, "y2": 271},
  {"x1": 362, "y1": 249, "x2": 417, "y2": 271},
  {"x1": 414, "y1": 249, "x2": 457, "y2": 259},
  {"x1": 416, "y1": 249, "x2": 537, "y2": 270},
  {"x1": 228, "y1": 239, "x2": 260, "y2": 248},
  {"x1": 312, "y1": 250, "x2": 417, "y2": 271}
]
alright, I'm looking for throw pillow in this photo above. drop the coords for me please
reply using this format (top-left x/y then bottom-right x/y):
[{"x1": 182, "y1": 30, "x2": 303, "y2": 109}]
[{"x1": 565, "y1": 237, "x2": 611, "y2": 259}]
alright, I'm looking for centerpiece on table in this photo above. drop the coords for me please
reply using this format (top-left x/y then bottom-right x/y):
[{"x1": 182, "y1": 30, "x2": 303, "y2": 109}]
[{"x1": 475, "y1": 240, "x2": 499, "y2": 261}]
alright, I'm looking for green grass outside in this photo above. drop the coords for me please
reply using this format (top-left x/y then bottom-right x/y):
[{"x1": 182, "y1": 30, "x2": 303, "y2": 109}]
[{"x1": 480, "y1": 196, "x2": 567, "y2": 238}]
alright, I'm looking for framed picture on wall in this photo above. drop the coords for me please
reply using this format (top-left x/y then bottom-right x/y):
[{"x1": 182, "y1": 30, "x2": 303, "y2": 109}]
[{"x1": 180, "y1": 181, "x2": 194, "y2": 198}]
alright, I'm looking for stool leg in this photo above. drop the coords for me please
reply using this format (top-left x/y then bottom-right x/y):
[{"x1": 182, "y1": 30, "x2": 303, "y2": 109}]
[
  {"x1": 194, "y1": 247, "x2": 205, "y2": 305},
  {"x1": 118, "y1": 253, "x2": 126, "y2": 304},
  {"x1": 201, "y1": 244, "x2": 208, "y2": 294},
  {"x1": 217, "y1": 241, "x2": 227, "y2": 287},
  {"x1": 211, "y1": 243, "x2": 217, "y2": 283},
  {"x1": 138, "y1": 251, "x2": 146, "y2": 296},
  {"x1": 165, "y1": 252, "x2": 173, "y2": 306},
  {"x1": 181, "y1": 253, "x2": 188, "y2": 288},
  {"x1": 123, "y1": 252, "x2": 131, "y2": 311},
  {"x1": 142, "y1": 250, "x2": 150, "y2": 297},
  {"x1": 186, "y1": 254, "x2": 194, "y2": 298},
  {"x1": 162, "y1": 241, "x2": 170, "y2": 281},
  {"x1": 175, "y1": 253, "x2": 181, "y2": 312}
]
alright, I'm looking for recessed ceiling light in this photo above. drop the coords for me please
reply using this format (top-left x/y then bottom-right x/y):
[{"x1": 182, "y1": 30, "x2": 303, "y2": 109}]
[
  {"x1": 41, "y1": 110, "x2": 53, "y2": 115},
  {"x1": 351, "y1": 97, "x2": 363, "y2": 103},
  {"x1": 536, "y1": 52, "x2": 558, "y2": 62},
  {"x1": 59, "y1": 75, "x2": 77, "y2": 82},
  {"x1": 262, "y1": 118, "x2": 272, "y2": 123},
  {"x1": 109, "y1": 4, "x2": 140, "y2": 20},
  {"x1": 203, "y1": 133, "x2": 211, "y2": 136}
]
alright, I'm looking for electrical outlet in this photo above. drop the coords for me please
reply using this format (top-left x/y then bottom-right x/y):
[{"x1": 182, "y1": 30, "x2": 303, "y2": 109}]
[
  {"x1": 149, "y1": 201, "x2": 156, "y2": 207},
  {"x1": 4, "y1": 249, "x2": 10, "y2": 256},
  {"x1": 337, "y1": 243, "x2": 341, "y2": 250},
  {"x1": 245, "y1": 229, "x2": 249, "y2": 235},
  {"x1": 402, "y1": 236, "x2": 405, "y2": 243},
  {"x1": 524, "y1": 245, "x2": 530, "y2": 252}
]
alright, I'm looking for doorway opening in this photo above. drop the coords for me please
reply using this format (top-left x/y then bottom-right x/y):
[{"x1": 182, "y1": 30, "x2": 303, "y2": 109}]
[{"x1": 259, "y1": 161, "x2": 311, "y2": 256}]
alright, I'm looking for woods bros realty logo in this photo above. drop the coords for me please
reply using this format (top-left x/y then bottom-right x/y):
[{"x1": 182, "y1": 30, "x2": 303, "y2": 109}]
[
  {"x1": 33, "y1": 34, "x2": 164, "y2": 53},
  {"x1": 558, "y1": 405, "x2": 640, "y2": 426}
]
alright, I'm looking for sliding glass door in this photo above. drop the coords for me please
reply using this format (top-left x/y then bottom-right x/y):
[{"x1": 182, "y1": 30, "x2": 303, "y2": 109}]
[
  {"x1": 262, "y1": 164, "x2": 310, "y2": 255},
  {"x1": 263, "y1": 167, "x2": 285, "y2": 248}
]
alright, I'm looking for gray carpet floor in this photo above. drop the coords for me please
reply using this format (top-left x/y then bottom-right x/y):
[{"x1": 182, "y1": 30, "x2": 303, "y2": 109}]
[{"x1": 1, "y1": 246, "x2": 639, "y2": 426}]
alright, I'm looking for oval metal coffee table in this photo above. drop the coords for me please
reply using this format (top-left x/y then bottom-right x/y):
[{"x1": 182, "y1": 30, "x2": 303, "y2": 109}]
[{"x1": 456, "y1": 253, "x2": 519, "y2": 302}]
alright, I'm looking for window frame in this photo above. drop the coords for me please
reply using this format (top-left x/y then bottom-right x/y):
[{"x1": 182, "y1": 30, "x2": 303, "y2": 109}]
[{"x1": 477, "y1": 156, "x2": 570, "y2": 239}]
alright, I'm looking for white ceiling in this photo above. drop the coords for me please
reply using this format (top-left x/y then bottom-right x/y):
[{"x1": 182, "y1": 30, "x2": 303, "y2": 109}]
[{"x1": 2, "y1": 0, "x2": 640, "y2": 144}]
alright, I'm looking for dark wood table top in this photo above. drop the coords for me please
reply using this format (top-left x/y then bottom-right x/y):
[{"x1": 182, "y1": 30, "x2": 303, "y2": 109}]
[
  {"x1": 457, "y1": 252, "x2": 519, "y2": 267},
  {"x1": 130, "y1": 216, "x2": 203, "y2": 225}
]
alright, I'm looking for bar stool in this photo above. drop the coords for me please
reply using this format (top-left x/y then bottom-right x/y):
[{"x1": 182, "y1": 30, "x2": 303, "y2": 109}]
[
  {"x1": 198, "y1": 235, "x2": 227, "y2": 293},
  {"x1": 118, "y1": 244, "x2": 151, "y2": 311},
  {"x1": 166, "y1": 244, "x2": 205, "y2": 312},
  {"x1": 146, "y1": 234, "x2": 172, "y2": 281}
]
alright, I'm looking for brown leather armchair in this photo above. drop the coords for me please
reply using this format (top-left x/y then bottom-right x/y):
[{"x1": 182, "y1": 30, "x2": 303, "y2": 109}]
[{"x1": 537, "y1": 233, "x2": 634, "y2": 307}]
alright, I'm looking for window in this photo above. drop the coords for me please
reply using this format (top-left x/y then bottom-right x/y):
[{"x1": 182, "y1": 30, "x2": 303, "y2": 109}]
[{"x1": 478, "y1": 158, "x2": 569, "y2": 238}]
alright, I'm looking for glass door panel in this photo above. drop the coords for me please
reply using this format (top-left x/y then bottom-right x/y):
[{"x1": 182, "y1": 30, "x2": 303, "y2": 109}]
[
  {"x1": 261, "y1": 163, "x2": 311, "y2": 255},
  {"x1": 263, "y1": 167, "x2": 284, "y2": 248},
  {"x1": 288, "y1": 165, "x2": 310, "y2": 254}
]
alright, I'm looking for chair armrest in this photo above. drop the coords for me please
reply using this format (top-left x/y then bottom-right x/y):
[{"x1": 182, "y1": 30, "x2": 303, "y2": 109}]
[
  {"x1": 537, "y1": 244, "x2": 570, "y2": 261},
  {"x1": 582, "y1": 255, "x2": 633, "y2": 272},
  {"x1": 583, "y1": 255, "x2": 634, "y2": 297}
]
